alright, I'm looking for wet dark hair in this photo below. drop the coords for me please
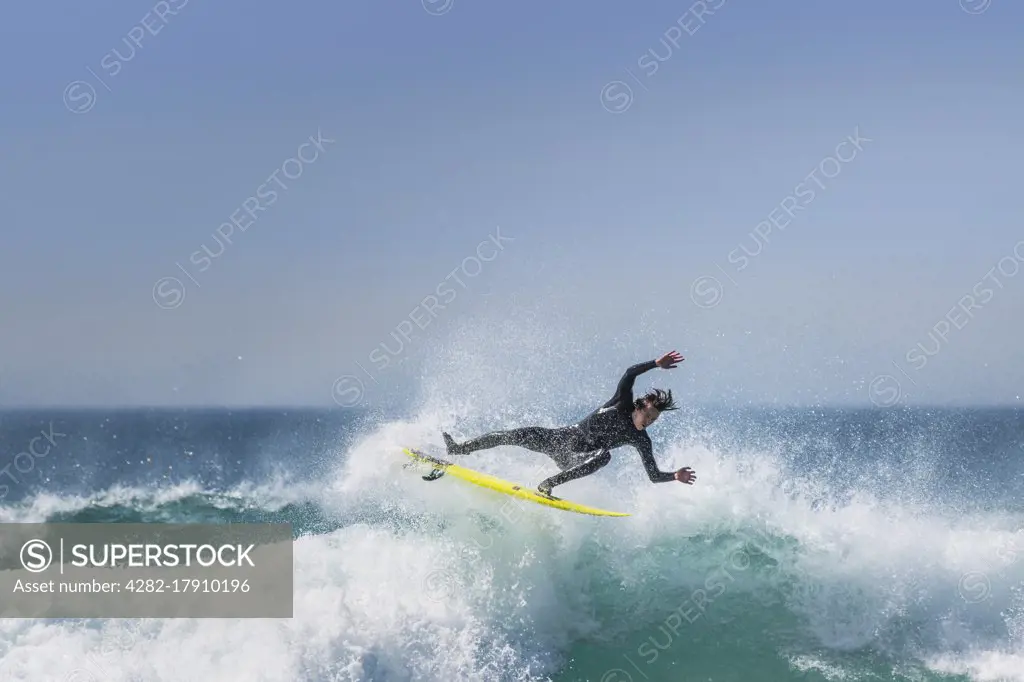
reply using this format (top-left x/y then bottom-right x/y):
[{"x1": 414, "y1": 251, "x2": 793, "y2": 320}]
[{"x1": 634, "y1": 388, "x2": 678, "y2": 412}]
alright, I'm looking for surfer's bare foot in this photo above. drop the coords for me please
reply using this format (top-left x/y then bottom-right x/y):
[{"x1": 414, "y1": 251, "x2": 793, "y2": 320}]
[
  {"x1": 537, "y1": 482, "x2": 554, "y2": 497},
  {"x1": 442, "y1": 432, "x2": 463, "y2": 455}
]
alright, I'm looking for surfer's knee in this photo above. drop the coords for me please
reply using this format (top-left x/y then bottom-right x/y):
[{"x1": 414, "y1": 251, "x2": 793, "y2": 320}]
[{"x1": 579, "y1": 450, "x2": 610, "y2": 474}]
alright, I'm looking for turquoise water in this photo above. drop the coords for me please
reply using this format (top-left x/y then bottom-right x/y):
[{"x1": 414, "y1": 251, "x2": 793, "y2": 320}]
[{"x1": 1, "y1": 407, "x2": 1022, "y2": 681}]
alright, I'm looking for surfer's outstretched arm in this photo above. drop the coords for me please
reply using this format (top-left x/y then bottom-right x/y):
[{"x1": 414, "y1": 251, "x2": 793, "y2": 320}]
[
  {"x1": 635, "y1": 432, "x2": 675, "y2": 483},
  {"x1": 603, "y1": 360, "x2": 658, "y2": 410},
  {"x1": 636, "y1": 432, "x2": 696, "y2": 484},
  {"x1": 602, "y1": 351, "x2": 685, "y2": 410}
]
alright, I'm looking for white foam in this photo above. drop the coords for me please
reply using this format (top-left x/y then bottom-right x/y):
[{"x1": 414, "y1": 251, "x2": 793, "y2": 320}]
[
  {"x1": 3, "y1": 410, "x2": 1024, "y2": 681},
  {"x1": 788, "y1": 654, "x2": 854, "y2": 680},
  {"x1": 0, "y1": 476, "x2": 320, "y2": 524},
  {"x1": 0, "y1": 519, "x2": 575, "y2": 680},
  {"x1": 927, "y1": 650, "x2": 1024, "y2": 682}
]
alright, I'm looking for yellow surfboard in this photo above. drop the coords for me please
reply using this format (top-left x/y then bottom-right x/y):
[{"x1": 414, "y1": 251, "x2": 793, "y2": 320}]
[{"x1": 402, "y1": 447, "x2": 629, "y2": 517}]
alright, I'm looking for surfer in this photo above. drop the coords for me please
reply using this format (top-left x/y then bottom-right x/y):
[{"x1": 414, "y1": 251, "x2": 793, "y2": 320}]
[{"x1": 442, "y1": 351, "x2": 697, "y2": 497}]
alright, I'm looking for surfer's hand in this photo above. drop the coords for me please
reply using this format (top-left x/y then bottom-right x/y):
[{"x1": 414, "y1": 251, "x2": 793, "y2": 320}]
[
  {"x1": 673, "y1": 467, "x2": 696, "y2": 484},
  {"x1": 656, "y1": 351, "x2": 684, "y2": 369}
]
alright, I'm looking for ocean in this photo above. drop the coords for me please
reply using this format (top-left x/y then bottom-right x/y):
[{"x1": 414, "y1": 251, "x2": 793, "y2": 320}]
[{"x1": 1, "y1": 405, "x2": 1023, "y2": 682}]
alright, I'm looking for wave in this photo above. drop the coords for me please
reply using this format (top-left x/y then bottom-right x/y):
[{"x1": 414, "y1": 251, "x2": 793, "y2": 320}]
[{"x1": 2, "y1": 416, "x2": 1024, "y2": 681}]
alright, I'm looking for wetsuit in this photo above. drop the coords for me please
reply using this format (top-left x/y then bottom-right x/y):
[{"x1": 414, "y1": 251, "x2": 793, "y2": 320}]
[{"x1": 447, "y1": 360, "x2": 676, "y2": 493}]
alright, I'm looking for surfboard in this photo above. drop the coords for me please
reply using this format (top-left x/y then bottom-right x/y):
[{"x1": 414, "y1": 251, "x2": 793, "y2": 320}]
[{"x1": 402, "y1": 447, "x2": 629, "y2": 517}]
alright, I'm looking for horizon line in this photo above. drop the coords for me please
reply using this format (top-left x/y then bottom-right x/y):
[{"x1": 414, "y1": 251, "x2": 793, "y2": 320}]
[{"x1": 0, "y1": 402, "x2": 1021, "y2": 411}]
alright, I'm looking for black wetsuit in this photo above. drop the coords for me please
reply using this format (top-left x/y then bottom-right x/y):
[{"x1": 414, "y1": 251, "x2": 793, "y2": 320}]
[{"x1": 448, "y1": 360, "x2": 676, "y2": 492}]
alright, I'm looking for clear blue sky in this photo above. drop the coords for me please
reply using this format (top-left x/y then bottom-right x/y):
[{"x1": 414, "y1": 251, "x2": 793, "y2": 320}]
[{"x1": 2, "y1": 0, "x2": 1022, "y2": 407}]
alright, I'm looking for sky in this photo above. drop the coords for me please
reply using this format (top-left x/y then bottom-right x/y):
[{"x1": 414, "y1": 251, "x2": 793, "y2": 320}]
[{"x1": 1, "y1": 0, "x2": 1022, "y2": 408}]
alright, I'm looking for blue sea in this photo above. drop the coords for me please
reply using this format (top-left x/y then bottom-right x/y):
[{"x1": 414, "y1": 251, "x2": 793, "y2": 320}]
[{"x1": 1, "y1": 405, "x2": 1023, "y2": 681}]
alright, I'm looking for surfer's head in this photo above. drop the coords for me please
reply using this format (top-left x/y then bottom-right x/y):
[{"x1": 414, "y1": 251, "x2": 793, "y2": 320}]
[{"x1": 632, "y1": 389, "x2": 678, "y2": 429}]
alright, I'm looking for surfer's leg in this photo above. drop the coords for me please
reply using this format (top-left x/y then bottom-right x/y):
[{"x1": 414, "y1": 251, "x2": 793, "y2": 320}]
[
  {"x1": 537, "y1": 449, "x2": 611, "y2": 496},
  {"x1": 444, "y1": 427, "x2": 559, "y2": 456}
]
